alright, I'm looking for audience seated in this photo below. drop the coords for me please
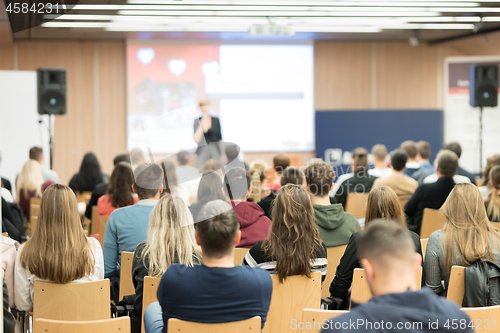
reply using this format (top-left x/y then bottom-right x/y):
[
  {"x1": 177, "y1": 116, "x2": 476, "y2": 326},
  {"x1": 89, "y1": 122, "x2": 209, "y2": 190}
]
[
  {"x1": 69, "y1": 152, "x2": 107, "y2": 193},
  {"x1": 373, "y1": 149, "x2": 418, "y2": 201},
  {"x1": 424, "y1": 183, "x2": 500, "y2": 296},
  {"x1": 322, "y1": 220, "x2": 471, "y2": 333},
  {"x1": 14, "y1": 184, "x2": 104, "y2": 311},
  {"x1": 84, "y1": 154, "x2": 130, "y2": 219},
  {"x1": 2, "y1": 235, "x2": 19, "y2": 309},
  {"x1": 97, "y1": 162, "x2": 137, "y2": 218},
  {"x1": 0, "y1": 152, "x2": 12, "y2": 193},
  {"x1": 143, "y1": 200, "x2": 272, "y2": 333},
  {"x1": 160, "y1": 159, "x2": 189, "y2": 205},
  {"x1": 411, "y1": 141, "x2": 434, "y2": 183},
  {"x1": 2, "y1": 196, "x2": 26, "y2": 243},
  {"x1": 422, "y1": 144, "x2": 471, "y2": 184},
  {"x1": 401, "y1": 140, "x2": 423, "y2": 180},
  {"x1": 333, "y1": 147, "x2": 377, "y2": 207},
  {"x1": 29, "y1": 146, "x2": 60, "y2": 183},
  {"x1": 131, "y1": 194, "x2": 201, "y2": 333},
  {"x1": 405, "y1": 150, "x2": 458, "y2": 235},
  {"x1": 258, "y1": 166, "x2": 304, "y2": 219},
  {"x1": 223, "y1": 167, "x2": 271, "y2": 248},
  {"x1": 248, "y1": 159, "x2": 271, "y2": 203},
  {"x1": 189, "y1": 172, "x2": 225, "y2": 222},
  {"x1": 267, "y1": 153, "x2": 290, "y2": 191},
  {"x1": 443, "y1": 142, "x2": 476, "y2": 184},
  {"x1": 304, "y1": 161, "x2": 360, "y2": 248},
  {"x1": 129, "y1": 148, "x2": 147, "y2": 171},
  {"x1": 175, "y1": 150, "x2": 200, "y2": 199},
  {"x1": 103, "y1": 163, "x2": 163, "y2": 279},
  {"x1": 479, "y1": 154, "x2": 500, "y2": 199},
  {"x1": 225, "y1": 144, "x2": 249, "y2": 171},
  {"x1": 3, "y1": 279, "x2": 15, "y2": 333},
  {"x1": 485, "y1": 165, "x2": 500, "y2": 222},
  {"x1": 16, "y1": 160, "x2": 54, "y2": 218},
  {"x1": 368, "y1": 144, "x2": 391, "y2": 178},
  {"x1": 243, "y1": 184, "x2": 327, "y2": 281},
  {"x1": 329, "y1": 186, "x2": 421, "y2": 309}
]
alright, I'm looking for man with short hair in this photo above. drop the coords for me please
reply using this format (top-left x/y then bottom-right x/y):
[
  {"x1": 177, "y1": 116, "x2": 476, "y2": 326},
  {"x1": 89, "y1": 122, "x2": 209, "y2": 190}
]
[
  {"x1": 175, "y1": 150, "x2": 200, "y2": 198},
  {"x1": 268, "y1": 153, "x2": 291, "y2": 190},
  {"x1": 443, "y1": 142, "x2": 476, "y2": 184},
  {"x1": 223, "y1": 168, "x2": 271, "y2": 248},
  {"x1": 373, "y1": 149, "x2": 418, "y2": 202},
  {"x1": 305, "y1": 162, "x2": 360, "y2": 247},
  {"x1": 321, "y1": 220, "x2": 472, "y2": 333},
  {"x1": 29, "y1": 146, "x2": 60, "y2": 183},
  {"x1": 411, "y1": 141, "x2": 435, "y2": 183},
  {"x1": 103, "y1": 163, "x2": 163, "y2": 278},
  {"x1": 405, "y1": 150, "x2": 458, "y2": 235},
  {"x1": 401, "y1": 140, "x2": 422, "y2": 180},
  {"x1": 225, "y1": 144, "x2": 249, "y2": 171},
  {"x1": 368, "y1": 144, "x2": 391, "y2": 179},
  {"x1": 144, "y1": 200, "x2": 273, "y2": 333}
]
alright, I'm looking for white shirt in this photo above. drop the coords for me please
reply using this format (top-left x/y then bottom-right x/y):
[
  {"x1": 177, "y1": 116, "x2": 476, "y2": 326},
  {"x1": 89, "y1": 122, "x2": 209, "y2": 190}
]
[
  {"x1": 176, "y1": 165, "x2": 201, "y2": 198},
  {"x1": 2, "y1": 236, "x2": 19, "y2": 308},
  {"x1": 14, "y1": 237, "x2": 104, "y2": 311},
  {"x1": 423, "y1": 173, "x2": 471, "y2": 185},
  {"x1": 368, "y1": 168, "x2": 392, "y2": 179},
  {"x1": 331, "y1": 173, "x2": 353, "y2": 197}
]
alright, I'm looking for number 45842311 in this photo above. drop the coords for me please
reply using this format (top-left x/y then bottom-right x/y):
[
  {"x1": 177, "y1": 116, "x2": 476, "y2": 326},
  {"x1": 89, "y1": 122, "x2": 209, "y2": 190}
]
[{"x1": 6, "y1": 3, "x2": 59, "y2": 14}]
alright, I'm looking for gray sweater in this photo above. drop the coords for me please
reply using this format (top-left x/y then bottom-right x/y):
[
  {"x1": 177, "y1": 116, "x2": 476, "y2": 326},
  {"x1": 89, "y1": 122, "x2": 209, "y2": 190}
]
[{"x1": 424, "y1": 229, "x2": 500, "y2": 296}]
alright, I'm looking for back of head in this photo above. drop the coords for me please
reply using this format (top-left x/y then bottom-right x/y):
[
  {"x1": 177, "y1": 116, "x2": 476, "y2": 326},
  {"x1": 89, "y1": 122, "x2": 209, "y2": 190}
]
[
  {"x1": 280, "y1": 166, "x2": 305, "y2": 187},
  {"x1": 176, "y1": 150, "x2": 189, "y2": 166},
  {"x1": 129, "y1": 148, "x2": 147, "y2": 168},
  {"x1": 196, "y1": 200, "x2": 239, "y2": 258},
  {"x1": 107, "y1": 162, "x2": 134, "y2": 207},
  {"x1": 223, "y1": 167, "x2": 250, "y2": 201},
  {"x1": 304, "y1": 161, "x2": 335, "y2": 197},
  {"x1": 20, "y1": 184, "x2": 94, "y2": 284},
  {"x1": 273, "y1": 153, "x2": 290, "y2": 175},
  {"x1": 371, "y1": 144, "x2": 388, "y2": 162},
  {"x1": 17, "y1": 159, "x2": 44, "y2": 198},
  {"x1": 487, "y1": 166, "x2": 500, "y2": 221},
  {"x1": 441, "y1": 183, "x2": 500, "y2": 269},
  {"x1": 484, "y1": 154, "x2": 500, "y2": 185},
  {"x1": 143, "y1": 193, "x2": 199, "y2": 276},
  {"x1": 443, "y1": 142, "x2": 462, "y2": 159},
  {"x1": 358, "y1": 220, "x2": 416, "y2": 272},
  {"x1": 436, "y1": 149, "x2": 459, "y2": 177},
  {"x1": 113, "y1": 153, "x2": 131, "y2": 166},
  {"x1": 352, "y1": 147, "x2": 369, "y2": 175},
  {"x1": 225, "y1": 144, "x2": 239, "y2": 162},
  {"x1": 417, "y1": 141, "x2": 431, "y2": 160},
  {"x1": 197, "y1": 172, "x2": 225, "y2": 202},
  {"x1": 249, "y1": 159, "x2": 269, "y2": 203},
  {"x1": 267, "y1": 185, "x2": 323, "y2": 282},
  {"x1": 365, "y1": 186, "x2": 406, "y2": 227},
  {"x1": 78, "y1": 153, "x2": 103, "y2": 187},
  {"x1": 29, "y1": 146, "x2": 43, "y2": 162},
  {"x1": 390, "y1": 149, "x2": 408, "y2": 172},
  {"x1": 400, "y1": 140, "x2": 418, "y2": 159},
  {"x1": 133, "y1": 163, "x2": 163, "y2": 200}
]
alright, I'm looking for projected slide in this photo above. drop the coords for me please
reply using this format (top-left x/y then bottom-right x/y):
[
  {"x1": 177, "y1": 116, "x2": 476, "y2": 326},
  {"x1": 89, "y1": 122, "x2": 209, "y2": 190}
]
[{"x1": 127, "y1": 42, "x2": 314, "y2": 153}]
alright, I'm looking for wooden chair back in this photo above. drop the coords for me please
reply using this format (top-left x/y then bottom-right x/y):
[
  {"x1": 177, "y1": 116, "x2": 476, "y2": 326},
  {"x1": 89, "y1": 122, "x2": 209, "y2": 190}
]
[
  {"x1": 29, "y1": 197, "x2": 41, "y2": 236},
  {"x1": 35, "y1": 317, "x2": 130, "y2": 333},
  {"x1": 263, "y1": 272, "x2": 321, "y2": 333},
  {"x1": 142, "y1": 276, "x2": 161, "y2": 333},
  {"x1": 351, "y1": 267, "x2": 422, "y2": 306},
  {"x1": 322, "y1": 245, "x2": 347, "y2": 298},
  {"x1": 447, "y1": 266, "x2": 465, "y2": 306},
  {"x1": 76, "y1": 191, "x2": 92, "y2": 205},
  {"x1": 420, "y1": 208, "x2": 445, "y2": 239},
  {"x1": 119, "y1": 252, "x2": 135, "y2": 300},
  {"x1": 463, "y1": 305, "x2": 500, "y2": 333},
  {"x1": 167, "y1": 316, "x2": 260, "y2": 333},
  {"x1": 91, "y1": 206, "x2": 99, "y2": 236},
  {"x1": 399, "y1": 198, "x2": 409, "y2": 210},
  {"x1": 420, "y1": 238, "x2": 429, "y2": 259},
  {"x1": 2, "y1": 232, "x2": 8, "y2": 237},
  {"x1": 98, "y1": 216, "x2": 109, "y2": 249},
  {"x1": 301, "y1": 308, "x2": 348, "y2": 333},
  {"x1": 345, "y1": 193, "x2": 369, "y2": 219},
  {"x1": 33, "y1": 279, "x2": 110, "y2": 332},
  {"x1": 491, "y1": 222, "x2": 500, "y2": 230},
  {"x1": 476, "y1": 178, "x2": 485, "y2": 187},
  {"x1": 234, "y1": 248, "x2": 250, "y2": 266}
]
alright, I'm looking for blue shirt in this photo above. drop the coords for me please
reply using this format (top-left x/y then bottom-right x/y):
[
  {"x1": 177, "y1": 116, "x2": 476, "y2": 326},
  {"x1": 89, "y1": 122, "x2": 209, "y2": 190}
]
[
  {"x1": 103, "y1": 200, "x2": 156, "y2": 277},
  {"x1": 157, "y1": 264, "x2": 273, "y2": 333}
]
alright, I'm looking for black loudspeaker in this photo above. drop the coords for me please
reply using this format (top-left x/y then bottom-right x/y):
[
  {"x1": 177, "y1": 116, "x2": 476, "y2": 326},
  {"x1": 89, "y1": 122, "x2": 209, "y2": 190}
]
[
  {"x1": 37, "y1": 68, "x2": 67, "y2": 115},
  {"x1": 469, "y1": 64, "x2": 498, "y2": 107}
]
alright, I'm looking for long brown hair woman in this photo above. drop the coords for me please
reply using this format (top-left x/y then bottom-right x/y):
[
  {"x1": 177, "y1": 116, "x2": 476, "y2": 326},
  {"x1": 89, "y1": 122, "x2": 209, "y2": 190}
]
[
  {"x1": 243, "y1": 184, "x2": 327, "y2": 283},
  {"x1": 424, "y1": 183, "x2": 500, "y2": 295},
  {"x1": 14, "y1": 184, "x2": 104, "y2": 311},
  {"x1": 485, "y1": 165, "x2": 500, "y2": 222},
  {"x1": 329, "y1": 186, "x2": 422, "y2": 308}
]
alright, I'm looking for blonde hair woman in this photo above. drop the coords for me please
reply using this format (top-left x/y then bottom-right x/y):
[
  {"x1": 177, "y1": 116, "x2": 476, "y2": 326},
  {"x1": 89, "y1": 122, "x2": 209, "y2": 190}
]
[
  {"x1": 248, "y1": 159, "x2": 270, "y2": 203},
  {"x1": 424, "y1": 183, "x2": 500, "y2": 295},
  {"x1": 131, "y1": 194, "x2": 201, "y2": 333},
  {"x1": 14, "y1": 184, "x2": 104, "y2": 311},
  {"x1": 486, "y1": 165, "x2": 500, "y2": 222},
  {"x1": 16, "y1": 159, "x2": 54, "y2": 218}
]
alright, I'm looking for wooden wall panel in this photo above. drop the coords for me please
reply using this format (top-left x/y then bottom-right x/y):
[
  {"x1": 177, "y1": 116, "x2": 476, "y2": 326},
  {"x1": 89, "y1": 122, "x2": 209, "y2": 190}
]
[
  {"x1": 375, "y1": 43, "x2": 439, "y2": 109},
  {"x1": 0, "y1": 45, "x2": 14, "y2": 70},
  {"x1": 97, "y1": 42, "x2": 127, "y2": 176},
  {"x1": 315, "y1": 43, "x2": 372, "y2": 110}
]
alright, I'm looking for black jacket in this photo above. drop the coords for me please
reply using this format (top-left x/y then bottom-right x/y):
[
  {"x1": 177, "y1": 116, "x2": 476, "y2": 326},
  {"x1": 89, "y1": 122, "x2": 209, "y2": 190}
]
[
  {"x1": 1, "y1": 198, "x2": 26, "y2": 243},
  {"x1": 194, "y1": 116, "x2": 222, "y2": 154},
  {"x1": 257, "y1": 191, "x2": 277, "y2": 219},
  {"x1": 1, "y1": 177, "x2": 12, "y2": 192},
  {"x1": 329, "y1": 230, "x2": 422, "y2": 302},
  {"x1": 463, "y1": 261, "x2": 500, "y2": 307},
  {"x1": 84, "y1": 182, "x2": 108, "y2": 219},
  {"x1": 404, "y1": 177, "x2": 455, "y2": 235},
  {"x1": 334, "y1": 171, "x2": 377, "y2": 207},
  {"x1": 457, "y1": 166, "x2": 476, "y2": 185}
]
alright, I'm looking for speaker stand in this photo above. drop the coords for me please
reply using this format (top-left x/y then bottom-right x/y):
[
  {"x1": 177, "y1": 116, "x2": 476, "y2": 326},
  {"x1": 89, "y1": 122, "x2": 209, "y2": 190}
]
[
  {"x1": 48, "y1": 114, "x2": 54, "y2": 170},
  {"x1": 479, "y1": 106, "x2": 483, "y2": 173}
]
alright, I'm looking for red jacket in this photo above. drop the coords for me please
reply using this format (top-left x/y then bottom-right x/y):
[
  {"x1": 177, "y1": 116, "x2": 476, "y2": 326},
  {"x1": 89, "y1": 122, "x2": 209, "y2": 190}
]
[{"x1": 230, "y1": 201, "x2": 271, "y2": 248}]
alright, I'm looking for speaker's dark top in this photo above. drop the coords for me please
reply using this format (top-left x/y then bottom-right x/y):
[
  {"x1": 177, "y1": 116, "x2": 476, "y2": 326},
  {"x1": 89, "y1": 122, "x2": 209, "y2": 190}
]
[{"x1": 193, "y1": 116, "x2": 222, "y2": 154}]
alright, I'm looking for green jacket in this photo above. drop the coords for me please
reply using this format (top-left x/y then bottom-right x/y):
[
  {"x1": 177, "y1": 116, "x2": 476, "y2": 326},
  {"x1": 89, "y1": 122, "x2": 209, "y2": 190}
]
[{"x1": 313, "y1": 203, "x2": 360, "y2": 248}]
